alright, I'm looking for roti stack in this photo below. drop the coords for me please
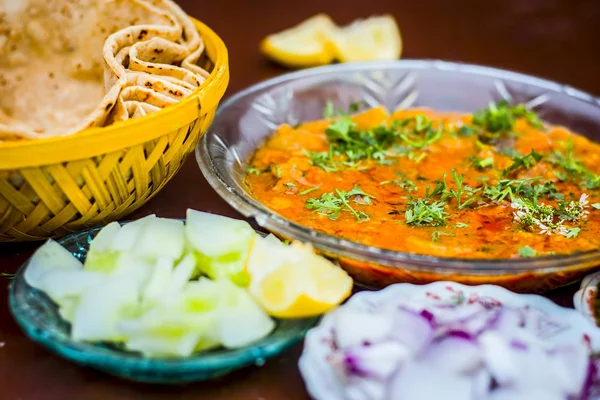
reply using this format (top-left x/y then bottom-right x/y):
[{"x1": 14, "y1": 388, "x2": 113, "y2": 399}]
[{"x1": 0, "y1": 0, "x2": 210, "y2": 140}]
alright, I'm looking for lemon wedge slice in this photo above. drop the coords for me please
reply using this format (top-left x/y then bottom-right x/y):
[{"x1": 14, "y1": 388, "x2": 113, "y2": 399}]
[
  {"x1": 260, "y1": 14, "x2": 336, "y2": 68},
  {"x1": 331, "y1": 15, "x2": 402, "y2": 62},
  {"x1": 246, "y1": 235, "x2": 353, "y2": 318}
]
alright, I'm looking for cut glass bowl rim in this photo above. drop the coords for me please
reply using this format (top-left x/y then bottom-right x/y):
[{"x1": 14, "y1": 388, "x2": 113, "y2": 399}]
[
  {"x1": 8, "y1": 223, "x2": 319, "y2": 383},
  {"x1": 197, "y1": 59, "x2": 600, "y2": 275}
]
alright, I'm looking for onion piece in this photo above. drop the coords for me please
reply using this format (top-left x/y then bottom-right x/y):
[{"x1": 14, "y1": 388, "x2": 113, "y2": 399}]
[
  {"x1": 333, "y1": 308, "x2": 394, "y2": 349},
  {"x1": 389, "y1": 361, "x2": 477, "y2": 400},
  {"x1": 340, "y1": 342, "x2": 409, "y2": 380}
]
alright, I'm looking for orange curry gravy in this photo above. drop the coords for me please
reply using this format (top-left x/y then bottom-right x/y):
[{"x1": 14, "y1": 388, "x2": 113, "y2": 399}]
[{"x1": 245, "y1": 105, "x2": 600, "y2": 259}]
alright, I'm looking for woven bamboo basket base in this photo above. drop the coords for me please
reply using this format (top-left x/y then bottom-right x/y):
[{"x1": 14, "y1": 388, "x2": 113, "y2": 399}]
[{"x1": 0, "y1": 110, "x2": 214, "y2": 242}]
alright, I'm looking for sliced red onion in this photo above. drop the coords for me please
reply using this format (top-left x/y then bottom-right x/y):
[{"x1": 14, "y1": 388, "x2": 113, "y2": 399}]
[
  {"x1": 341, "y1": 342, "x2": 410, "y2": 380},
  {"x1": 324, "y1": 294, "x2": 595, "y2": 400},
  {"x1": 479, "y1": 331, "x2": 586, "y2": 397},
  {"x1": 390, "y1": 307, "x2": 433, "y2": 355},
  {"x1": 420, "y1": 335, "x2": 483, "y2": 374},
  {"x1": 333, "y1": 308, "x2": 394, "y2": 349},
  {"x1": 548, "y1": 343, "x2": 590, "y2": 395},
  {"x1": 486, "y1": 388, "x2": 566, "y2": 400},
  {"x1": 389, "y1": 361, "x2": 477, "y2": 400},
  {"x1": 344, "y1": 376, "x2": 386, "y2": 400}
]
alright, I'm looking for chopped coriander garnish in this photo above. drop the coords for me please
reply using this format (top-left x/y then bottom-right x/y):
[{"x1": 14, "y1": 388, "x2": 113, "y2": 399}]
[
  {"x1": 503, "y1": 149, "x2": 543, "y2": 176},
  {"x1": 469, "y1": 156, "x2": 494, "y2": 170},
  {"x1": 304, "y1": 149, "x2": 339, "y2": 172},
  {"x1": 347, "y1": 101, "x2": 366, "y2": 115},
  {"x1": 448, "y1": 169, "x2": 480, "y2": 210},
  {"x1": 305, "y1": 186, "x2": 372, "y2": 221},
  {"x1": 405, "y1": 198, "x2": 447, "y2": 227},
  {"x1": 323, "y1": 117, "x2": 392, "y2": 164},
  {"x1": 518, "y1": 246, "x2": 537, "y2": 258},
  {"x1": 397, "y1": 116, "x2": 443, "y2": 149},
  {"x1": 284, "y1": 182, "x2": 296, "y2": 188},
  {"x1": 457, "y1": 126, "x2": 476, "y2": 137},
  {"x1": 511, "y1": 194, "x2": 588, "y2": 238},
  {"x1": 245, "y1": 167, "x2": 261, "y2": 175},
  {"x1": 408, "y1": 151, "x2": 428, "y2": 164},
  {"x1": 323, "y1": 101, "x2": 335, "y2": 118},
  {"x1": 558, "y1": 194, "x2": 590, "y2": 222},
  {"x1": 273, "y1": 165, "x2": 281, "y2": 179},
  {"x1": 380, "y1": 172, "x2": 418, "y2": 192},
  {"x1": 566, "y1": 227, "x2": 581, "y2": 238},
  {"x1": 305, "y1": 192, "x2": 344, "y2": 220},
  {"x1": 326, "y1": 117, "x2": 355, "y2": 141},
  {"x1": 453, "y1": 222, "x2": 469, "y2": 229},
  {"x1": 299, "y1": 186, "x2": 320, "y2": 196},
  {"x1": 484, "y1": 181, "x2": 515, "y2": 203},
  {"x1": 310, "y1": 108, "x2": 453, "y2": 171},
  {"x1": 548, "y1": 138, "x2": 600, "y2": 189},
  {"x1": 471, "y1": 101, "x2": 543, "y2": 143},
  {"x1": 335, "y1": 188, "x2": 369, "y2": 221},
  {"x1": 431, "y1": 230, "x2": 455, "y2": 242},
  {"x1": 483, "y1": 178, "x2": 560, "y2": 205},
  {"x1": 425, "y1": 176, "x2": 448, "y2": 200},
  {"x1": 347, "y1": 184, "x2": 376, "y2": 205},
  {"x1": 322, "y1": 101, "x2": 366, "y2": 119}
]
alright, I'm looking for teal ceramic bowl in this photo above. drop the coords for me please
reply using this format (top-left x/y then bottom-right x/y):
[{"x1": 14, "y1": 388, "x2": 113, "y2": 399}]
[{"x1": 8, "y1": 224, "x2": 319, "y2": 384}]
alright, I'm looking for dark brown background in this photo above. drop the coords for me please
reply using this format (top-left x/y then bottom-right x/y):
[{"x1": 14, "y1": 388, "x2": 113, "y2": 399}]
[{"x1": 1, "y1": 0, "x2": 599, "y2": 399}]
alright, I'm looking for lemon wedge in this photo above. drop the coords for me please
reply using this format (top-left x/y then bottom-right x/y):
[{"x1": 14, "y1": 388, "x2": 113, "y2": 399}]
[
  {"x1": 260, "y1": 14, "x2": 336, "y2": 68},
  {"x1": 330, "y1": 15, "x2": 402, "y2": 62},
  {"x1": 246, "y1": 235, "x2": 353, "y2": 318}
]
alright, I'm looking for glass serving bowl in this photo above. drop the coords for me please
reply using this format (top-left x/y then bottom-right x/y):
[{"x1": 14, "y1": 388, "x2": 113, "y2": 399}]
[
  {"x1": 8, "y1": 224, "x2": 319, "y2": 384},
  {"x1": 197, "y1": 60, "x2": 600, "y2": 293}
]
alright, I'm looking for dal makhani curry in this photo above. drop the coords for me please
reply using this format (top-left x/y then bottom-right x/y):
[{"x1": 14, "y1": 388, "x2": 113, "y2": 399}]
[{"x1": 245, "y1": 102, "x2": 600, "y2": 259}]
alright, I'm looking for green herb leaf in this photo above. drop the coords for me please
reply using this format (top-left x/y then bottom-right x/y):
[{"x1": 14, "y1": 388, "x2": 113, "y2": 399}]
[
  {"x1": 503, "y1": 149, "x2": 543, "y2": 176},
  {"x1": 469, "y1": 156, "x2": 494, "y2": 170},
  {"x1": 425, "y1": 174, "x2": 448, "y2": 200},
  {"x1": 305, "y1": 187, "x2": 371, "y2": 221},
  {"x1": 454, "y1": 222, "x2": 469, "y2": 228},
  {"x1": 431, "y1": 230, "x2": 455, "y2": 242},
  {"x1": 518, "y1": 246, "x2": 537, "y2": 258},
  {"x1": 299, "y1": 186, "x2": 320, "y2": 196},
  {"x1": 304, "y1": 149, "x2": 339, "y2": 172},
  {"x1": 566, "y1": 227, "x2": 581, "y2": 238},
  {"x1": 273, "y1": 165, "x2": 281, "y2": 179},
  {"x1": 326, "y1": 117, "x2": 355, "y2": 142},
  {"x1": 471, "y1": 101, "x2": 543, "y2": 143},
  {"x1": 245, "y1": 167, "x2": 261, "y2": 175},
  {"x1": 547, "y1": 138, "x2": 600, "y2": 189},
  {"x1": 405, "y1": 198, "x2": 448, "y2": 227},
  {"x1": 335, "y1": 188, "x2": 369, "y2": 221},
  {"x1": 323, "y1": 101, "x2": 335, "y2": 118},
  {"x1": 558, "y1": 195, "x2": 590, "y2": 222},
  {"x1": 380, "y1": 172, "x2": 418, "y2": 192},
  {"x1": 448, "y1": 169, "x2": 480, "y2": 210},
  {"x1": 347, "y1": 184, "x2": 376, "y2": 205},
  {"x1": 397, "y1": 116, "x2": 443, "y2": 149},
  {"x1": 457, "y1": 126, "x2": 476, "y2": 137}
]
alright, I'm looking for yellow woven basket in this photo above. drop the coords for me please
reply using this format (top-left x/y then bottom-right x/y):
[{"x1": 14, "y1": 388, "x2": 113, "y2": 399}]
[{"x1": 0, "y1": 19, "x2": 229, "y2": 242}]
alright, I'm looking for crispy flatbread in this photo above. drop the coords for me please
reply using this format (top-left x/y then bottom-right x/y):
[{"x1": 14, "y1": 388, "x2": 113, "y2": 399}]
[{"x1": 0, "y1": 0, "x2": 209, "y2": 140}]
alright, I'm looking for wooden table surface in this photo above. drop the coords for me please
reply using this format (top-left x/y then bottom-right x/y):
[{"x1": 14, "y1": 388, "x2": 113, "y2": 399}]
[{"x1": 1, "y1": 0, "x2": 600, "y2": 399}]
